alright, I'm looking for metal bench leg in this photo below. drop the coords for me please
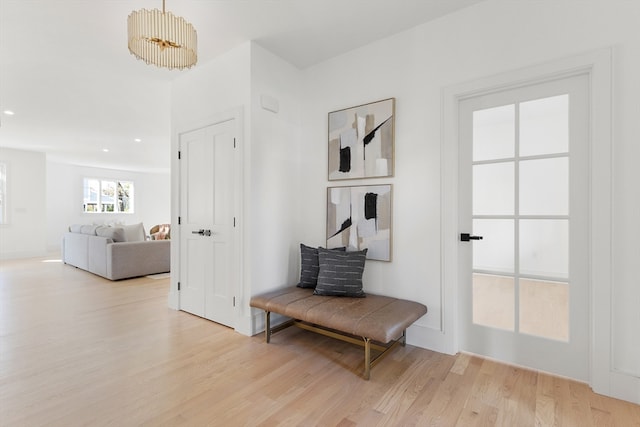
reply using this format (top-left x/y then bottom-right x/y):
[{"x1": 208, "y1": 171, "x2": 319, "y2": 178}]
[
  {"x1": 265, "y1": 311, "x2": 271, "y2": 343},
  {"x1": 363, "y1": 337, "x2": 371, "y2": 380}
]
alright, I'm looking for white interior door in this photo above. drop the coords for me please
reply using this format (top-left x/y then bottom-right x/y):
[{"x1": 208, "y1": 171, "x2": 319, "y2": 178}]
[
  {"x1": 458, "y1": 74, "x2": 590, "y2": 381},
  {"x1": 179, "y1": 119, "x2": 236, "y2": 328}
]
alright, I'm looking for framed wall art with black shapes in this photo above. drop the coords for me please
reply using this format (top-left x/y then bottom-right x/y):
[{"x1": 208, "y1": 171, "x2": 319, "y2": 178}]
[
  {"x1": 326, "y1": 184, "x2": 392, "y2": 262},
  {"x1": 328, "y1": 98, "x2": 395, "y2": 181}
]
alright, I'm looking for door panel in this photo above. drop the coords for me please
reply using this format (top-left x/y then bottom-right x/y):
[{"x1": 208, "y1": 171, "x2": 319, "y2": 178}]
[
  {"x1": 459, "y1": 74, "x2": 590, "y2": 380},
  {"x1": 178, "y1": 126, "x2": 210, "y2": 316},
  {"x1": 179, "y1": 119, "x2": 236, "y2": 328},
  {"x1": 181, "y1": 236, "x2": 211, "y2": 316}
]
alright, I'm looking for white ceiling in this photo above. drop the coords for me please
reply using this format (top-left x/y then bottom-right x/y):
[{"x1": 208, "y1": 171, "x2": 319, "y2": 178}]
[{"x1": 0, "y1": 0, "x2": 483, "y2": 172}]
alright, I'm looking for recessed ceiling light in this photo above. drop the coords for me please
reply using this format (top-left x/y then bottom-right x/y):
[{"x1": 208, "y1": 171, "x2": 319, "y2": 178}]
[
  {"x1": 102, "y1": 148, "x2": 109, "y2": 153},
  {"x1": 3, "y1": 110, "x2": 14, "y2": 116},
  {"x1": 134, "y1": 138, "x2": 142, "y2": 142}
]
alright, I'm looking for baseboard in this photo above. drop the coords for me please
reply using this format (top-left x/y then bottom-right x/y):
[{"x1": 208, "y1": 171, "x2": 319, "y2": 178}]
[
  {"x1": 167, "y1": 290, "x2": 179, "y2": 310},
  {"x1": 406, "y1": 324, "x2": 456, "y2": 355},
  {"x1": 602, "y1": 370, "x2": 640, "y2": 405},
  {"x1": 236, "y1": 310, "x2": 291, "y2": 337},
  {"x1": 235, "y1": 313, "x2": 255, "y2": 336},
  {"x1": 0, "y1": 250, "x2": 49, "y2": 260}
]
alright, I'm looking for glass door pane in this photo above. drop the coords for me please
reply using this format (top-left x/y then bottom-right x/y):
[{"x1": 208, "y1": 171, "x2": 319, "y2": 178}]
[
  {"x1": 473, "y1": 105, "x2": 515, "y2": 161},
  {"x1": 473, "y1": 162, "x2": 514, "y2": 215},
  {"x1": 473, "y1": 274, "x2": 514, "y2": 331},
  {"x1": 520, "y1": 94, "x2": 569, "y2": 156},
  {"x1": 519, "y1": 157, "x2": 568, "y2": 215},
  {"x1": 472, "y1": 219, "x2": 514, "y2": 274},
  {"x1": 520, "y1": 219, "x2": 569, "y2": 279},
  {"x1": 519, "y1": 279, "x2": 569, "y2": 341}
]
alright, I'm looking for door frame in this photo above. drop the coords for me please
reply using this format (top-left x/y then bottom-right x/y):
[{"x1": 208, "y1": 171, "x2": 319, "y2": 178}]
[
  {"x1": 169, "y1": 107, "x2": 244, "y2": 331},
  {"x1": 442, "y1": 49, "x2": 616, "y2": 395}
]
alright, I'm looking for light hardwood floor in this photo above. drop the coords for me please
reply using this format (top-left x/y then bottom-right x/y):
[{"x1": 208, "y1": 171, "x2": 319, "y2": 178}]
[{"x1": 1, "y1": 257, "x2": 638, "y2": 426}]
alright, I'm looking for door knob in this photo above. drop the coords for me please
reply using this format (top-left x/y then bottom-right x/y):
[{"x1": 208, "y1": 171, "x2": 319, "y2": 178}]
[
  {"x1": 460, "y1": 233, "x2": 483, "y2": 242},
  {"x1": 192, "y1": 229, "x2": 212, "y2": 236}
]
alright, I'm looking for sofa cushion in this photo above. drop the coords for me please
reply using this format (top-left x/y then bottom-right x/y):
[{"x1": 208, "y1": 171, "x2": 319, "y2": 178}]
[
  {"x1": 297, "y1": 244, "x2": 345, "y2": 289},
  {"x1": 96, "y1": 226, "x2": 126, "y2": 242},
  {"x1": 62, "y1": 232, "x2": 89, "y2": 270},
  {"x1": 122, "y1": 223, "x2": 145, "y2": 242},
  {"x1": 314, "y1": 248, "x2": 367, "y2": 297},
  {"x1": 106, "y1": 240, "x2": 170, "y2": 280},
  {"x1": 69, "y1": 224, "x2": 83, "y2": 233},
  {"x1": 80, "y1": 224, "x2": 99, "y2": 235}
]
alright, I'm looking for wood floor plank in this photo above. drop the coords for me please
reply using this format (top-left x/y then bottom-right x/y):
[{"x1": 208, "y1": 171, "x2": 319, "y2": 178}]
[
  {"x1": 1, "y1": 256, "x2": 639, "y2": 426},
  {"x1": 535, "y1": 372, "x2": 561, "y2": 427}
]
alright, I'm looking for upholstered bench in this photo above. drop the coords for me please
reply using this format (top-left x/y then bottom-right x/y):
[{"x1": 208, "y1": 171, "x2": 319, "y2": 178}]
[{"x1": 250, "y1": 287, "x2": 427, "y2": 379}]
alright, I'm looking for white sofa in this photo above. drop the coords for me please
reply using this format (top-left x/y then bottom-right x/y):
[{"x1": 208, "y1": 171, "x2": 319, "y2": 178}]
[{"x1": 62, "y1": 223, "x2": 170, "y2": 280}]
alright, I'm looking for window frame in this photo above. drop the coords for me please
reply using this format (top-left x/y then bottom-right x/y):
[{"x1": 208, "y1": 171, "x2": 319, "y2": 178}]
[{"x1": 83, "y1": 177, "x2": 135, "y2": 214}]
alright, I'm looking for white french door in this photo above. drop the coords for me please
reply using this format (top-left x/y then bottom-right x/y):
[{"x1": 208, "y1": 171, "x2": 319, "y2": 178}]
[
  {"x1": 179, "y1": 119, "x2": 236, "y2": 328},
  {"x1": 458, "y1": 74, "x2": 590, "y2": 380}
]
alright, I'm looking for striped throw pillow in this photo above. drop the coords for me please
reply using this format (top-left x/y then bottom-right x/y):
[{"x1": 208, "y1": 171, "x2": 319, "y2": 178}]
[
  {"x1": 297, "y1": 244, "x2": 346, "y2": 288},
  {"x1": 314, "y1": 248, "x2": 368, "y2": 297}
]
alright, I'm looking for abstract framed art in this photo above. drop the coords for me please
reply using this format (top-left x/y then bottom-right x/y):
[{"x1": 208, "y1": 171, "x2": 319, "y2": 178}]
[
  {"x1": 326, "y1": 184, "x2": 392, "y2": 261},
  {"x1": 328, "y1": 98, "x2": 395, "y2": 181}
]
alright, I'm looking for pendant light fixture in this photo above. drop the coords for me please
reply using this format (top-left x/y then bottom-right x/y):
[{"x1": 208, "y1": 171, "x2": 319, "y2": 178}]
[{"x1": 127, "y1": 0, "x2": 197, "y2": 70}]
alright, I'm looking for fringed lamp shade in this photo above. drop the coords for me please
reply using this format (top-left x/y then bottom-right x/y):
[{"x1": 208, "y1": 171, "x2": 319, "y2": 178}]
[{"x1": 127, "y1": 2, "x2": 197, "y2": 70}]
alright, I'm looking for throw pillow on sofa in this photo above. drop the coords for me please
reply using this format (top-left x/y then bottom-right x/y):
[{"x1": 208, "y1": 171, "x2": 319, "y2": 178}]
[
  {"x1": 122, "y1": 223, "x2": 146, "y2": 242},
  {"x1": 69, "y1": 224, "x2": 84, "y2": 233},
  {"x1": 80, "y1": 224, "x2": 99, "y2": 235},
  {"x1": 95, "y1": 226, "x2": 126, "y2": 242}
]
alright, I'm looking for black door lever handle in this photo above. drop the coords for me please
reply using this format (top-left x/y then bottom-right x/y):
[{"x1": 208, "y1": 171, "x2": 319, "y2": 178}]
[
  {"x1": 192, "y1": 229, "x2": 212, "y2": 236},
  {"x1": 460, "y1": 233, "x2": 483, "y2": 242}
]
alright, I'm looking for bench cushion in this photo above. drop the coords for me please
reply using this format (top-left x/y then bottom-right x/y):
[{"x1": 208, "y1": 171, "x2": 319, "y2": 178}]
[{"x1": 250, "y1": 287, "x2": 427, "y2": 343}]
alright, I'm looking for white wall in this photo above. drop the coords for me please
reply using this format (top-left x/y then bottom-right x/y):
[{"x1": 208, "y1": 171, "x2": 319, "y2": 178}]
[
  {"x1": 0, "y1": 148, "x2": 47, "y2": 259},
  {"x1": 244, "y1": 43, "x2": 303, "y2": 332},
  {"x1": 171, "y1": 43, "x2": 251, "y2": 129},
  {"x1": 46, "y1": 161, "x2": 170, "y2": 252},
  {"x1": 298, "y1": 0, "x2": 640, "y2": 396},
  {"x1": 248, "y1": 43, "x2": 303, "y2": 293}
]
